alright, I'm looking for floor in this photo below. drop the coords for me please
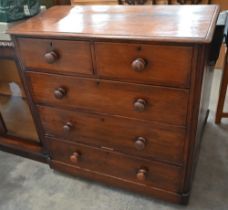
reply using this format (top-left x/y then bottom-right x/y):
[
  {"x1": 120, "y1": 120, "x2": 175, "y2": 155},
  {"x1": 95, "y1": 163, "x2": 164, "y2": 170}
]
[{"x1": 0, "y1": 70, "x2": 227, "y2": 210}]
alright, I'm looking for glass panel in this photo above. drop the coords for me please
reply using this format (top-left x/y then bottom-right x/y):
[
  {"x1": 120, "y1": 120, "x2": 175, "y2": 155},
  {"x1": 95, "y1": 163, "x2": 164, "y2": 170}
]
[{"x1": 0, "y1": 59, "x2": 39, "y2": 142}]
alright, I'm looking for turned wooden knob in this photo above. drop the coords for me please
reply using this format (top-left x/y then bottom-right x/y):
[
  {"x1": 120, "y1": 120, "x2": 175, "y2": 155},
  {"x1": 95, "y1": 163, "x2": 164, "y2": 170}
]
[
  {"x1": 132, "y1": 58, "x2": 146, "y2": 72},
  {"x1": 136, "y1": 168, "x2": 147, "y2": 181},
  {"x1": 70, "y1": 152, "x2": 80, "y2": 163},
  {"x1": 134, "y1": 137, "x2": 146, "y2": 150},
  {"x1": 54, "y1": 87, "x2": 66, "y2": 99},
  {"x1": 134, "y1": 98, "x2": 147, "y2": 112},
  {"x1": 44, "y1": 51, "x2": 58, "y2": 64},
  {"x1": 63, "y1": 122, "x2": 73, "y2": 132}
]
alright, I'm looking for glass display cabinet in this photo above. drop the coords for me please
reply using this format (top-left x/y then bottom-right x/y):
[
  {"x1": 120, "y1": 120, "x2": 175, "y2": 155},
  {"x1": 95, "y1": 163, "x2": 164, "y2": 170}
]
[{"x1": 0, "y1": 27, "x2": 45, "y2": 162}]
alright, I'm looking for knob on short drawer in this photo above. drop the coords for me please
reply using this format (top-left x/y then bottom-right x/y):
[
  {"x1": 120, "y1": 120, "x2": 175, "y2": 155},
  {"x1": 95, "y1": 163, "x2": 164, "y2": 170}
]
[
  {"x1": 44, "y1": 51, "x2": 58, "y2": 64},
  {"x1": 134, "y1": 137, "x2": 146, "y2": 150},
  {"x1": 70, "y1": 152, "x2": 80, "y2": 163},
  {"x1": 136, "y1": 168, "x2": 147, "y2": 181},
  {"x1": 54, "y1": 87, "x2": 66, "y2": 99},
  {"x1": 132, "y1": 58, "x2": 147, "y2": 72},
  {"x1": 134, "y1": 98, "x2": 147, "y2": 112},
  {"x1": 63, "y1": 122, "x2": 73, "y2": 132}
]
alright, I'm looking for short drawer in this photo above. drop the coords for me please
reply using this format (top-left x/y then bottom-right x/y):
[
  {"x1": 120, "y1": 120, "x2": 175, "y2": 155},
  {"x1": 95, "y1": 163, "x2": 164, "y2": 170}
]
[
  {"x1": 38, "y1": 106, "x2": 186, "y2": 165},
  {"x1": 28, "y1": 72, "x2": 189, "y2": 125},
  {"x1": 47, "y1": 139, "x2": 183, "y2": 192},
  {"x1": 17, "y1": 38, "x2": 93, "y2": 75},
  {"x1": 95, "y1": 42, "x2": 193, "y2": 87}
]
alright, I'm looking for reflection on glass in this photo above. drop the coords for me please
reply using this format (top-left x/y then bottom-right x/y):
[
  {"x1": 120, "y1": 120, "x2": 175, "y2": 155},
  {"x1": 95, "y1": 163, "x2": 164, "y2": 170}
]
[{"x1": 0, "y1": 59, "x2": 39, "y2": 142}]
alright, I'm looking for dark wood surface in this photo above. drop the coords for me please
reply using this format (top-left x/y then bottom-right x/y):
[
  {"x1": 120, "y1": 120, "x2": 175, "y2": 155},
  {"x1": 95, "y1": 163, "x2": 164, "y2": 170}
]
[
  {"x1": 17, "y1": 38, "x2": 93, "y2": 75},
  {"x1": 181, "y1": 45, "x2": 209, "y2": 195},
  {"x1": 9, "y1": 5, "x2": 220, "y2": 204},
  {"x1": 47, "y1": 138, "x2": 183, "y2": 192},
  {"x1": 38, "y1": 105, "x2": 186, "y2": 165},
  {"x1": 95, "y1": 42, "x2": 193, "y2": 87},
  {"x1": 27, "y1": 71, "x2": 189, "y2": 125},
  {"x1": 0, "y1": 135, "x2": 47, "y2": 163},
  {"x1": 8, "y1": 5, "x2": 219, "y2": 43},
  {"x1": 52, "y1": 160, "x2": 183, "y2": 203}
]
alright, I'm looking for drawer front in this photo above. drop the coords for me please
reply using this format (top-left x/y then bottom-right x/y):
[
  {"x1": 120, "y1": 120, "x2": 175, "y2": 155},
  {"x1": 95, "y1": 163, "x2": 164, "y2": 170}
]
[
  {"x1": 95, "y1": 42, "x2": 193, "y2": 87},
  {"x1": 17, "y1": 38, "x2": 93, "y2": 75},
  {"x1": 47, "y1": 139, "x2": 183, "y2": 192},
  {"x1": 38, "y1": 106, "x2": 186, "y2": 164},
  {"x1": 28, "y1": 72, "x2": 189, "y2": 125}
]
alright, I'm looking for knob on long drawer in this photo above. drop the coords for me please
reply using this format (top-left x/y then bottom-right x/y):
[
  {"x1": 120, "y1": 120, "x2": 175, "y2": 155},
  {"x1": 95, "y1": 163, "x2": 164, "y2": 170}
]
[
  {"x1": 134, "y1": 137, "x2": 146, "y2": 150},
  {"x1": 131, "y1": 58, "x2": 147, "y2": 72},
  {"x1": 63, "y1": 122, "x2": 73, "y2": 132},
  {"x1": 136, "y1": 168, "x2": 147, "y2": 181},
  {"x1": 44, "y1": 51, "x2": 58, "y2": 64},
  {"x1": 70, "y1": 152, "x2": 81, "y2": 163},
  {"x1": 134, "y1": 98, "x2": 147, "y2": 112},
  {"x1": 54, "y1": 87, "x2": 67, "y2": 99}
]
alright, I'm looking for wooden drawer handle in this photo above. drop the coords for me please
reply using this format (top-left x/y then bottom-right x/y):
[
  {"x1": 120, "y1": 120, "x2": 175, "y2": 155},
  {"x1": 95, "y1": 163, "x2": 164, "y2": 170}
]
[
  {"x1": 136, "y1": 168, "x2": 147, "y2": 181},
  {"x1": 134, "y1": 98, "x2": 147, "y2": 112},
  {"x1": 44, "y1": 51, "x2": 58, "y2": 64},
  {"x1": 132, "y1": 58, "x2": 146, "y2": 72},
  {"x1": 63, "y1": 122, "x2": 73, "y2": 132},
  {"x1": 70, "y1": 152, "x2": 80, "y2": 163},
  {"x1": 54, "y1": 87, "x2": 66, "y2": 99},
  {"x1": 134, "y1": 137, "x2": 146, "y2": 150}
]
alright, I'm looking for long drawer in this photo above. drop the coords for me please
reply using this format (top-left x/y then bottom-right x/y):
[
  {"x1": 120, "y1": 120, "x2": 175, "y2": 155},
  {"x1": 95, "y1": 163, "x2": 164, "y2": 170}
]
[
  {"x1": 28, "y1": 72, "x2": 189, "y2": 125},
  {"x1": 95, "y1": 42, "x2": 193, "y2": 87},
  {"x1": 17, "y1": 38, "x2": 93, "y2": 75},
  {"x1": 38, "y1": 106, "x2": 186, "y2": 165},
  {"x1": 47, "y1": 139, "x2": 183, "y2": 192}
]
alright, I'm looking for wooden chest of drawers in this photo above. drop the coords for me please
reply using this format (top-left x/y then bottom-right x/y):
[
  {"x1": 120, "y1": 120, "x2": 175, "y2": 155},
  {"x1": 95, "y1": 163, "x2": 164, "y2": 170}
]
[{"x1": 9, "y1": 5, "x2": 220, "y2": 204}]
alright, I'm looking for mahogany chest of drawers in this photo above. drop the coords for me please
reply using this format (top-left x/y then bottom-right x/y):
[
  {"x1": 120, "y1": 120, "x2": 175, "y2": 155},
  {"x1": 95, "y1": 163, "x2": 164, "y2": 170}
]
[{"x1": 9, "y1": 5, "x2": 220, "y2": 204}]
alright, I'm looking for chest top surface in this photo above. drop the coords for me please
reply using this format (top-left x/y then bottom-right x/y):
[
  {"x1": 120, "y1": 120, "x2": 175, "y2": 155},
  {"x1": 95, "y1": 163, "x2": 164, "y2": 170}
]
[{"x1": 9, "y1": 5, "x2": 219, "y2": 43}]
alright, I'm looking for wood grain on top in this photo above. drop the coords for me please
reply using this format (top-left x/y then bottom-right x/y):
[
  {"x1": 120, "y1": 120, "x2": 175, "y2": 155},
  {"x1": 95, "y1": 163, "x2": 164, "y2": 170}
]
[{"x1": 9, "y1": 5, "x2": 219, "y2": 43}]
